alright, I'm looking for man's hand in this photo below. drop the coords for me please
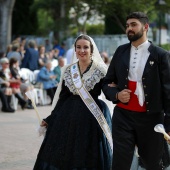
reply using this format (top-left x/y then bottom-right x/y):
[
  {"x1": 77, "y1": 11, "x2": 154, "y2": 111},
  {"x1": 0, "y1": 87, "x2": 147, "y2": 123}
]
[
  {"x1": 165, "y1": 132, "x2": 170, "y2": 144},
  {"x1": 117, "y1": 89, "x2": 131, "y2": 103}
]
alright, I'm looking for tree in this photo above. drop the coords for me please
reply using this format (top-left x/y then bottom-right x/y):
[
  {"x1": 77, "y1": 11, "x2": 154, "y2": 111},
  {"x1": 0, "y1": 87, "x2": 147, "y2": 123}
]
[
  {"x1": 103, "y1": 0, "x2": 170, "y2": 34},
  {"x1": 31, "y1": 0, "x2": 105, "y2": 39},
  {"x1": 69, "y1": 0, "x2": 106, "y2": 34},
  {"x1": 103, "y1": 0, "x2": 154, "y2": 34},
  {"x1": 0, "y1": 0, "x2": 16, "y2": 53},
  {"x1": 31, "y1": 0, "x2": 70, "y2": 40},
  {"x1": 12, "y1": 0, "x2": 38, "y2": 36}
]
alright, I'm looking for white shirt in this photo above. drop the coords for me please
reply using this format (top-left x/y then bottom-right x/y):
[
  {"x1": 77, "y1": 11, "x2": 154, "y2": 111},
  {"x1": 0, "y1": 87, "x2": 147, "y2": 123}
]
[
  {"x1": 128, "y1": 40, "x2": 150, "y2": 106},
  {"x1": 66, "y1": 48, "x2": 74, "y2": 65}
]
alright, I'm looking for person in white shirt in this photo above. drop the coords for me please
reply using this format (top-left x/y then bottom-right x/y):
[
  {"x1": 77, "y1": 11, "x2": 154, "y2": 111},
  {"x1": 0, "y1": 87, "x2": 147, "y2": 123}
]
[
  {"x1": 65, "y1": 46, "x2": 74, "y2": 64},
  {"x1": 103, "y1": 12, "x2": 170, "y2": 170}
]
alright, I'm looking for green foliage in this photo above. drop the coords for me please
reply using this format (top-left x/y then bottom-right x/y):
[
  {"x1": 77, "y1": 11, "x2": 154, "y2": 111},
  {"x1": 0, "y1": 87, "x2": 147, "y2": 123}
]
[
  {"x1": 12, "y1": 0, "x2": 38, "y2": 36},
  {"x1": 36, "y1": 10, "x2": 54, "y2": 36},
  {"x1": 12, "y1": 0, "x2": 170, "y2": 38},
  {"x1": 103, "y1": 0, "x2": 170, "y2": 34},
  {"x1": 69, "y1": 26, "x2": 78, "y2": 36},
  {"x1": 104, "y1": 15, "x2": 125, "y2": 34},
  {"x1": 31, "y1": 0, "x2": 71, "y2": 39},
  {"x1": 69, "y1": 23, "x2": 104, "y2": 36},
  {"x1": 86, "y1": 24, "x2": 104, "y2": 35},
  {"x1": 160, "y1": 44, "x2": 170, "y2": 51}
]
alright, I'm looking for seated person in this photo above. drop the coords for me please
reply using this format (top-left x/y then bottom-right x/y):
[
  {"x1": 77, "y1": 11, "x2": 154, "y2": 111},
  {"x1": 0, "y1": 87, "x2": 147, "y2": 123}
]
[
  {"x1": 53, "y1": 57, "x2": 65, "y2": 84},
  {"x1": 36, "y1": 60, "x2": 57, "y2": 104},
  {"x1": 9, "y1": 57, "x2": 34, "y2": 109},
  {"x1": 0, "y1": 77, "x2": 15, "y2": 112},
  {"x1": 38, "y1": 45, "x2": 49, "y2": 69},
  {"x1": 0, "y1": 58, "x2": 27, "y2": 110}
]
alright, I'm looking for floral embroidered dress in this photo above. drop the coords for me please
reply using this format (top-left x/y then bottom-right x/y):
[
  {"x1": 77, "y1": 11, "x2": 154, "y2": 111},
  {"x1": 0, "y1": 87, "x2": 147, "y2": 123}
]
[{"x1": 33, "y1": 61, "x2": 112, "y2": 170}]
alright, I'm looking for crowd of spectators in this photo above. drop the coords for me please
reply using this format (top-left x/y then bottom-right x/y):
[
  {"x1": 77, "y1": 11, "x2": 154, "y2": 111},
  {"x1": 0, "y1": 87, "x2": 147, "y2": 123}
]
[
  {"x1": 0, "y1": 35, "x2": 111, "y2": 113},
  {"x1": 0, "y1": 36, "x2": 67, "y2": 113}
]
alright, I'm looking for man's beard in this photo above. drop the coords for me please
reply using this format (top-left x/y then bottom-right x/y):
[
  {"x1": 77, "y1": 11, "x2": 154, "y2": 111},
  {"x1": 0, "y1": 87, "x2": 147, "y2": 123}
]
[{"x1": 127, "y1": 29, "x2": 143, "y2": 42}]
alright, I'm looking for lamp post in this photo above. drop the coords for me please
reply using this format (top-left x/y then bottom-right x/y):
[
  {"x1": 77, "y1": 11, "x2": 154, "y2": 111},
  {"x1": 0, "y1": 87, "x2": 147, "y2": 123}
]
[
  {"x1": 157, "y1": 0, "x2": 166, "y2": 46},
  {"x1": 159, "y1": 12, "x2": 162, "y2": 46}
]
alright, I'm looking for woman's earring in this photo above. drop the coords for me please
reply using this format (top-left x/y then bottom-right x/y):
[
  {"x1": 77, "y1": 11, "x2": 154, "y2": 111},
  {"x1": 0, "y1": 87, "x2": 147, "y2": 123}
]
[{"x1": 90, "y1": 53, "x2": 92, "y2": 60}]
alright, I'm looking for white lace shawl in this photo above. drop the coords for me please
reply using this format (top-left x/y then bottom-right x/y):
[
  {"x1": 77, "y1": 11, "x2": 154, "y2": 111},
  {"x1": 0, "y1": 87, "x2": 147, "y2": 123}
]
[{"x1": 51, "y1": 61, "x2": 107, "y2": 111}]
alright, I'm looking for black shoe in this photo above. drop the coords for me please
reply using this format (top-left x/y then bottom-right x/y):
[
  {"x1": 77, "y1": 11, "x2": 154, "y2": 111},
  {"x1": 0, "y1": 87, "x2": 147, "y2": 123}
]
[
  {"x1": 26, "y1": 104, "x2": 34, "y2": 109},
  {"x1": 1, "y1": 108, "x2": 15, "y2": 113},
  {"x1": 15, "y1": 93, "x2": 27, "y2": 110},
  {"x1": 20, "y1": 101, "x2": 27, "y2": 110},
  {"x1": 8, "y1": 106, "x2": 15, "y2": 112}
]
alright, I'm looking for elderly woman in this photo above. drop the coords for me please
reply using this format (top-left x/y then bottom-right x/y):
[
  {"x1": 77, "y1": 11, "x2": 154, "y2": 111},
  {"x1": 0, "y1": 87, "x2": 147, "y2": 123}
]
[
  {"x1": 36, "y1": 60, "x2": 57, "y2": 104},
  {"x1": 0, "y1": 77, "x2": 14, "y2": 112},
  {"x1": 0, "y1": 58, "x2": 27, "y2": 110}
]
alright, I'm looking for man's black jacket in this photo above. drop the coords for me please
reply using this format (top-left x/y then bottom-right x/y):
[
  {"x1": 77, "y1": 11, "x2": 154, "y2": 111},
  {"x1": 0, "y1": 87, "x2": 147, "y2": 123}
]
[{"x1": 103, "y1": 42, "x2": 170, "y2": 131}]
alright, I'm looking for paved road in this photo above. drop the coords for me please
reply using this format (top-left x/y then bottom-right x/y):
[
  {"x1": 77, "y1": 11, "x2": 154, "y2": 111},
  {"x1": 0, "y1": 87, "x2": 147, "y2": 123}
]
[
  {"x1": 2, "y1": 103, "x2": 170, "y2": 170},
  {"x1": 0, "y1": 105, "x2": 51, "y2": 170}
]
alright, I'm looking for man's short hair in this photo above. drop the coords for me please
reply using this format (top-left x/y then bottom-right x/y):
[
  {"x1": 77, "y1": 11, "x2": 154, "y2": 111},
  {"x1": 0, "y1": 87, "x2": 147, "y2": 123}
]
[
  {"x1": 126, "y1": 12, "x2": 149, "y2": 25},
  {"x1": 28, "y1": 39, "x2": 36, "y2": 48}
]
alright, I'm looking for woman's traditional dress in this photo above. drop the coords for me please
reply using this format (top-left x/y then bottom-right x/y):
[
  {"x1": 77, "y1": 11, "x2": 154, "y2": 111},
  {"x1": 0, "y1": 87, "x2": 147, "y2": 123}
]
[{"x1": 33, "y1": 61, "x2": 112, "y2": 170}]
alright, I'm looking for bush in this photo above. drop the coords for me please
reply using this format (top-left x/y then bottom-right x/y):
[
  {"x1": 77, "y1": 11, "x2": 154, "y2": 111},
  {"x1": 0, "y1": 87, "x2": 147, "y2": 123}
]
[
  {"x1": 86, "y1": 24, "x2": 104, "y2": 35},
  {"x1": 160, "y1": 44, "x2": 170, "y2": 51}
]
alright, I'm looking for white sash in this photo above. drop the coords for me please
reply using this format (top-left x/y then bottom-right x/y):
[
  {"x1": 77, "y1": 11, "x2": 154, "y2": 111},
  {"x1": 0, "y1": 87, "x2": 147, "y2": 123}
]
[{"x1": 70, "y1": 63, "x2": 113, "y2": 152}]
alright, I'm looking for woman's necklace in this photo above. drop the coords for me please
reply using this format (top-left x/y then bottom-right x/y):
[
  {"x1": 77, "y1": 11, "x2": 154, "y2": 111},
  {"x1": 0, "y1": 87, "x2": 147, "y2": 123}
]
[{"x1": 78, "y1": 60, "x2": 93, "y2": 77}]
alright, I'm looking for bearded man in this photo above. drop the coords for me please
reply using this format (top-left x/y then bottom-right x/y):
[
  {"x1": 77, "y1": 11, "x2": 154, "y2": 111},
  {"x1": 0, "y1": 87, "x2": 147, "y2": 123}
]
[{"x1": 103, "y1": 12, "x2": 170, "y2": 170}]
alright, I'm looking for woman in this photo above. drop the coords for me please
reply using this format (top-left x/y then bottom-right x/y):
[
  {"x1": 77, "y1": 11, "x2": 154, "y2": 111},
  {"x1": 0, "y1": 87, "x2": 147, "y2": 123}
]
[
  {"x1": 9, "y1": 57, "x2": 34, "y2": 109},
  {"x1": 0, "y1": 57, "x2": 27, "y2": 110},
  {"x1": 0, "y1": 76, "x2": 15, "y2": 112},
  {"x1": 33, "y1": 35, "x2": 112, "y2": 170},
  {"x1": 38, "y1": 45, "x2": 49, "y2": 69}
]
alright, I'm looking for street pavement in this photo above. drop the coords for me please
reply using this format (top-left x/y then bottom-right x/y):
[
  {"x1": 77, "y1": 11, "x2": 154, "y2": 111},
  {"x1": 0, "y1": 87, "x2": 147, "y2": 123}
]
[
  {"x1": 0, "y1": 105, "x2": 51, "y2": 170},
  {"x1": 1, "y1": 104, "x2": 170, "y2": 170}
]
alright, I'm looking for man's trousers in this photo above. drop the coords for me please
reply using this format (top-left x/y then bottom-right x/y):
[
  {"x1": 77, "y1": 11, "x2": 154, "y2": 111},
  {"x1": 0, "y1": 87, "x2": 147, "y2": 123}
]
[{"x1": 112, "y1": 106, "x2": 164, "y2": 170}]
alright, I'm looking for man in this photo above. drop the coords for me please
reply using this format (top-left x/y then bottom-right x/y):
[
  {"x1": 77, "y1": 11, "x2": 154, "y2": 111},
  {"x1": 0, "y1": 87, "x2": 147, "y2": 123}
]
[
  {"x1": 21, "y1": 39, "x2": 39, "y2": 71},
  {"x1": 103, "y1": 12, "x2": 170, "y2": 170},
  {"x1": 58, "y1": 42, "x2": 66, "y2": 57},
  {"x1": 44, "y1": 39, "x2": 52, "y2": 52}
]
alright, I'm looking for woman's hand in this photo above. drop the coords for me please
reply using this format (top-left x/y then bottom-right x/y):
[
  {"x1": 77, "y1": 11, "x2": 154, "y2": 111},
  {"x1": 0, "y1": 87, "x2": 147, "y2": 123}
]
[
  {"x1": 50, "y1": 75, "x2": 56, "y2": 79},
  {"x1": 16, "y1": 79, "x2": 21, "y2": 85},
  {"x1": 4, "y1": 81, "x2": 10, "y2": 87},
  {"x1": 41, "y1": 120, "x2": 48, "y2": 127},
  {"x1": 108, "y1": 82, "x2": 117, "y2": 87}
]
